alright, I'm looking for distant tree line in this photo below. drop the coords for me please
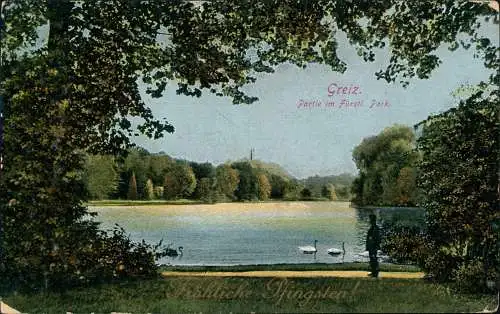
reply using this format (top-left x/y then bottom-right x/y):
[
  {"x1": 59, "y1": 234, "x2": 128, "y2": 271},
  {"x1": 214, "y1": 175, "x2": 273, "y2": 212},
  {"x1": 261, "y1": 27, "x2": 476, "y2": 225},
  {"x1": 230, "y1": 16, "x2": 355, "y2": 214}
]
[
  {"x1": 300, "y1": 173, "x2": 354, "y2": 201},
  {"x1": 83, "y1": 148, "x2": 353, "y2": 202}
]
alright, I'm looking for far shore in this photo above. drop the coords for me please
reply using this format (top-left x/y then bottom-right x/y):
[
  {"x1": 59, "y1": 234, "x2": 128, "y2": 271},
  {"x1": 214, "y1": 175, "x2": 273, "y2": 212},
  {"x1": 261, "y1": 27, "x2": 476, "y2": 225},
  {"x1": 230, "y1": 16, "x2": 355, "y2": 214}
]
[
  {"x1": 86, "y1": 200, "x2": 420, "y2": 213},
  {"x1": 86, "y1": 199, "x2": 350, "y2": 206},
  {"x1": 87, "y1": 200, "x2": 353, "y2": 215}
]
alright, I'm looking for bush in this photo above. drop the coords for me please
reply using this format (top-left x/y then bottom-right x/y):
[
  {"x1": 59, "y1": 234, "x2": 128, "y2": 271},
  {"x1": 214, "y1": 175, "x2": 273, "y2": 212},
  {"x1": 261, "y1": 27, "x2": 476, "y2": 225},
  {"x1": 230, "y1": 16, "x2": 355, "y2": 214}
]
[
  {"x1": 153, "y1": 186, "x2": 164, "y2": 199},
  {"x1": 1, "y1": 202, "x2": 169, "y2": 293},
  {"x1": 453, "y1": 260, "x2": 490, "y2": 293},
  {"x1": 380, "y1": 220, "x2": 463, "y2": 283},
  {"x1": 381, "y1": 223, "x2": 429, "y2": 265},
  {"x1": 300, "y1": 188, "x2": 312, "y2": 198},
  {"x1": 421, "y1": 250, "x2": 462, "y2": 283}
]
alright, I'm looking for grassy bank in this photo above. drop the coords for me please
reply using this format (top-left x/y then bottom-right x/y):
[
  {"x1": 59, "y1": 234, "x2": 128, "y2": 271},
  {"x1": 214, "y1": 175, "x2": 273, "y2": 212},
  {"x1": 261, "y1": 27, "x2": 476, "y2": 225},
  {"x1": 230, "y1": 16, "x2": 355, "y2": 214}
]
[
  {"x1": 2, "y1": 276, "x2": 494, "y2": 313},
  {"x1": 159, "y1": 262, "x2": 421, "y2": 273}
]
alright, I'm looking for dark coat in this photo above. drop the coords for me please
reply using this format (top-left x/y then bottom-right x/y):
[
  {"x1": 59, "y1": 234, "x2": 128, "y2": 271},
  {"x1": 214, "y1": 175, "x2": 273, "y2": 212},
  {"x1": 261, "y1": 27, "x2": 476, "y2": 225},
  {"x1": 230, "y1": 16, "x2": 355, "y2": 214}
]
[{"x1": 366, "y1": 224, "x2": 381, "y2": 252}]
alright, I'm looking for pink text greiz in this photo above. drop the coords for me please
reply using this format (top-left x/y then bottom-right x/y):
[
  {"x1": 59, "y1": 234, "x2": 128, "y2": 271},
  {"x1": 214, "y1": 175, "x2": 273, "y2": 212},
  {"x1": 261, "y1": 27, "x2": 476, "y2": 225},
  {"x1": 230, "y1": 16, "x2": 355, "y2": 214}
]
[{"x1": 327, "y1": 83, "x2": 361, "y2": 97}]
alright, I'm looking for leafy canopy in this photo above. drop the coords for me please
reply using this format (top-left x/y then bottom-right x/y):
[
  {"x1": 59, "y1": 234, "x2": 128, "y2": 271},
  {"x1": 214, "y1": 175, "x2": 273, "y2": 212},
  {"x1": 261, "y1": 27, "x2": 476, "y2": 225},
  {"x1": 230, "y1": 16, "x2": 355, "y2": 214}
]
[{"x1": 1, "y1": 0, "x2": 497, "y2": 152}]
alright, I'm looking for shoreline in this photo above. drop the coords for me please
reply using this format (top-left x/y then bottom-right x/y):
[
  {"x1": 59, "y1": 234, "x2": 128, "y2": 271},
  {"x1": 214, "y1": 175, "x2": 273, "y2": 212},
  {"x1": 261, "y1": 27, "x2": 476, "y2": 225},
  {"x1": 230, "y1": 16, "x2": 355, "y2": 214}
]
[
  {"x1": 87, "y1": 200, "x2": 421, "y2": 211},
  {"x1": 86, "y1": 199, "x2": 351, "y2": 207},
  {"x1": 87, "y1": 200, "x2": 354, "y2": 215},
  {"x1": 159, "y1": 262, "x2": 421, "y2": 273}
]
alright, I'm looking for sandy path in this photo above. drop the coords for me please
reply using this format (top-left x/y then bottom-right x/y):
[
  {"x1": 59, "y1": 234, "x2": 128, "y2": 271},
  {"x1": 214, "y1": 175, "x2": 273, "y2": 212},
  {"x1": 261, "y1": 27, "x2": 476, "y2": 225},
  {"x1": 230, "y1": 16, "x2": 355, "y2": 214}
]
[{"x1": 161, "y1": 270, "x2": 424, "y2": 279}]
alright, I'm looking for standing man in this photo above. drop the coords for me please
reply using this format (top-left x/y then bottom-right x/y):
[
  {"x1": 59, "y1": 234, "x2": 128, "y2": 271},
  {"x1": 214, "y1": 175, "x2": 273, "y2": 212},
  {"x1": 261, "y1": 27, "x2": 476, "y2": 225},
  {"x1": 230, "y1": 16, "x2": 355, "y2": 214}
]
[{"x1": 366, "y1": 213, "x2": 381, "y2": 278}]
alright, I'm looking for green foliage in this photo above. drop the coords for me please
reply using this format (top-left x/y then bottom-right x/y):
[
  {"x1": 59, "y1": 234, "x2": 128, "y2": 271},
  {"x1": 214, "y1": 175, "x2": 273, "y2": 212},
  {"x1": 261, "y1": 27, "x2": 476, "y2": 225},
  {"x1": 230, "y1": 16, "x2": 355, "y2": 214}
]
[
  {"x1": 300, "y1": 188, "x2": 312, "y2": 199},
  {"x1": 153, "y1": 186, "x2": 164, "y2": 200},
  {"x1": 321, "y1": 184, "x2": 337, "y2": 200},
  {"x1": 352, "y1": 125, "x2": 420, "y2": 206},
  {"x1": 283, "y1": 179, "x2": 304, "y2": 201},
  {"x1": 0, "y1": 52, "x2": 169, "y2": 291},
  {"x1": 415, "y1": 89, "x2": 499, "y2": 285},
  {"x1": 144, "y1": 178, "x2": 154, "y2": 200},
  {"x1": 1, "y1": 218, "x2": 167, "y2": 292},
  {"x1": 249, "y1": 160, "x2": 294, "y2": 180},
  {"x1": 3, "y1": 1, "x2": 496, "y2": 107},
  {"x1": 110, "y1": 149, "x2": 175, "y2": 199},
  {"x1": 381, "y1": 222, "x2": 429, "y2": 266},
  {"x1": 302, "y1": 173, "x2": 355, "y2": 199},
  {"x1": 189, "y1": 162, "x2": 217, "y2": 202},
  {"x1": 257, "y1": 173, "x2": 271, "y2": 201},
  {"x1": 189, "y1": 162, "x2": 215, "y2": 181},
  {"x1": 84, "y1": 153, "x2": 302, "y2": 203},
  {"x1": 394, "y1": 167, "x2": 418, "y2": 206},
  {"x1": 83, "y1": 155, "x2": 119, "y2": 200},
  {"x1": 215, "y1": 164, "x2": 240, "y2": 201},
  {"x1": 196, "y1": 177, "x2": 216, "y2": 203},
  {"x1": 163, "y1": 163, "x2": 197, "y2": 200},
  {"x1": 127, "y1": 172, "x2": 138, "y2": 200},
  {"x1": 232, "y1": 162, "x2": 259, "y2": 201},
  {"x1": 335, "y1": 185, "x2": 351, "y2": 200},
  {"x1": 122, "y1": 148, "x2": 149, "y2": 199},
  {"x1": 452, "y1": 260, "x2": 491, "y2": 294},
  {"x1": 147, "y1": 154, "x2": 174, "y2": 186},
  {"x1": 268, "y1": 173, "x2": 289, "y2": 199},
  {"x1": 2, "y1": 276, "x2": 493, "y2": 313}
]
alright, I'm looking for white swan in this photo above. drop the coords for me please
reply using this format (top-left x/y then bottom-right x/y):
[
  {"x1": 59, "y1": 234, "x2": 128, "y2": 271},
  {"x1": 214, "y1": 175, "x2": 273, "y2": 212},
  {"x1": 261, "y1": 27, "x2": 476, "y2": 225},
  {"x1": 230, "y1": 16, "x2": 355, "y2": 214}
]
[
  {"x1": 328, "y1": 242, "x2": 345, "y2": 255},
  {"x1": 298, "y1": 240, "x2": 317, "y2": 254},
  {"x1": 165, "y1": 243, "x2": 184, "y2": 257}
]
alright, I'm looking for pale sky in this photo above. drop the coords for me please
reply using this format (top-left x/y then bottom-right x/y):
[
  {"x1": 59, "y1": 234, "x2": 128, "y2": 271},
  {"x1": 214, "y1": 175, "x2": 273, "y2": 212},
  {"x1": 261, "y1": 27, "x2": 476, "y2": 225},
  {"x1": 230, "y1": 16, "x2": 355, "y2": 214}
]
[{"x1": 135, "y1": 20, "x2": 498, "y2": 179}]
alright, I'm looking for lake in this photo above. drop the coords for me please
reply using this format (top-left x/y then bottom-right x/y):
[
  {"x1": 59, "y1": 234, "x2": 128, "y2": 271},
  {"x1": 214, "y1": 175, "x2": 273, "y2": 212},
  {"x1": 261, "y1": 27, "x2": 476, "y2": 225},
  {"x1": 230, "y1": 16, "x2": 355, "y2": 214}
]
[{"x1": 89, "y1": 201, "x2": 424, "y2": 266}]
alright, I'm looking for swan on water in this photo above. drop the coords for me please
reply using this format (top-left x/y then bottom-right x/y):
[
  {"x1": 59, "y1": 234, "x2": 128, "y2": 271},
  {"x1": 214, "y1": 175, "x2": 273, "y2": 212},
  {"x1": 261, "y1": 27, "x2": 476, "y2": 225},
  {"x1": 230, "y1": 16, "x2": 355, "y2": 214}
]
[
  {"x1": 298, "y1": 240, "x2": 317, "y2": 254},
  {"x1": 165, "y1": 244, "x2": 184, "y2": 257},
  {"x1": 327, "y1": 242, "x2": 345, "y2": 255}
]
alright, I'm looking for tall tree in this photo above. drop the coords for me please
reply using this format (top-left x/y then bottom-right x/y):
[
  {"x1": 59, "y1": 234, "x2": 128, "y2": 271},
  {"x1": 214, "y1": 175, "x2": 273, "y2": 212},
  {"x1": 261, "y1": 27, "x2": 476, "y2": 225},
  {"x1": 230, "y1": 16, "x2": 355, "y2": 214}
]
[
  {"x1": 321, "y1": 184, "x2": 337, "y2": 201},
  {"x1": 127, "y1": 172, "x2": 138, "y2": 200},
  {"x1": 257, "y1": 173, "x2": 271, "y2": 201},
  {"x1": 123, "y1": 148, "x2": 150, "y2": 199},
  {"x1": 395, "y1": 167, "x2": 418, "y2": 206},
  {"x1": 352, "y1": 125, "x2": 419, "y2": 206},
  {"x1": 268, "y1": 173, "x2": 289, "y2": 199},
  {"x1": 232, "y1": 161, "x2": 259, "y2": 201},
  {"x1": 83, "y1": 154, "x2": 119, "y2": 200},
  {"x1": 163, "y1": 163, "x2": 196, "y2": 200},
  {"x1": 144, "y1": 178, "x2": 154, "y2": 200},
  {"x1": 147, "y1": 154, "x2": 173, "y2": 186},
  {"x1": 197, "y1": 177, "x2": 215, "y2": 203},
  {"x1": 415, "y1": 90, "x2": 499, "y2": 287},
  {"x1": 215, "y1": 164, "x2": 240, "y2": 200},
  {"x1": 189, "y1": 162, "x2": 215, "y2": 181}
]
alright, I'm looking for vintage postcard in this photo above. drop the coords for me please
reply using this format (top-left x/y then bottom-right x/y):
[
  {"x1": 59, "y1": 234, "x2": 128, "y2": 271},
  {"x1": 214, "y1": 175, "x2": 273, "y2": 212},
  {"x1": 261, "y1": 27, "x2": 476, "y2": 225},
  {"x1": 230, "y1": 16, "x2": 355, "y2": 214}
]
[{"x1": 0, "y1": 0, "x2": 498, "y2": 313}]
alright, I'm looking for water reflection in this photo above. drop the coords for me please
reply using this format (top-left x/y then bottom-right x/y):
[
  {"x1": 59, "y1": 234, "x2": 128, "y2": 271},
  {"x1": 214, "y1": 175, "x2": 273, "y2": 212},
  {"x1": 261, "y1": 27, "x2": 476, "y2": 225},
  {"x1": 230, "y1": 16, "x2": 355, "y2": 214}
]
[{"x1": 354, "y1": 207, "x2": 376, "y2": 248}]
